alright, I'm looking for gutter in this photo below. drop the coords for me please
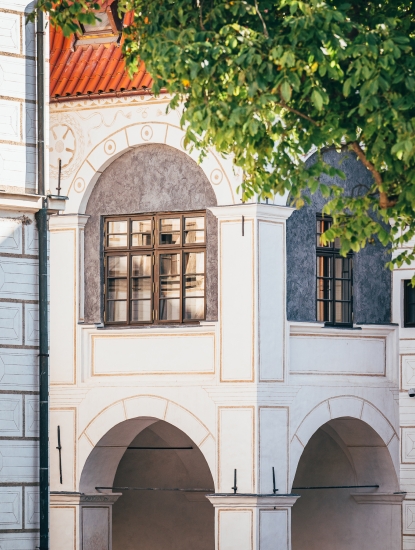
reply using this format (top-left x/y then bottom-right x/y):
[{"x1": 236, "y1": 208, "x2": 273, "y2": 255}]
[{"x1": 35, "y1": 10, "x2": 49, "y2": 550}]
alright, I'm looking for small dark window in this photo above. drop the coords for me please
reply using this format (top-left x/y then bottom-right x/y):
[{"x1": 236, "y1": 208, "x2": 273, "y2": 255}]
[
  {"x1": 104, "y1": 211, "x2": 206, "y2": 325},
  {"x1": 404, "y1": 280, "x2": 415, "y2": 327},
  {"x1": 316, "y1": 214, "x2": 353, "y2": 326}
]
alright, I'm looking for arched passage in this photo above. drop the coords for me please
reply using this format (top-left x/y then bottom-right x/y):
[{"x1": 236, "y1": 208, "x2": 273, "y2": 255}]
[
  {"x1": 80, "y1": 416, "x2": 215, "y2": 550},
  {"x1": 291, "y1": 417, "x2": 401, "y2": 550}
]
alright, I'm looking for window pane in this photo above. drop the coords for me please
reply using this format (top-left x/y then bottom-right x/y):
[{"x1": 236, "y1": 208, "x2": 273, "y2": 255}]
[
  {"x1": 160, "y1": 254, "x2": 180, "y2": 275},
  {"x1": 132, "y1": 233, "x2": 152, "y2": 246},
  {"x1": 108, "y1": 279, "x2": 127, "y2": 300},
  {"x1": 185, "y1": 275, "x2": 205, "y2": 296},
  {"x1": 160, "y1": 218, "x2": 180, "y2": 231},
  {"x1": 131, "y1": 300, "x2": 151, "y2": 322},
  {"x1": 108, "y1": 256, "x2": 127, "y2": 277},
  {"x1": 132, "y1": 220, "x2": 152, "y2": 247},
  {"x1": 160, "y1": 276, "x2": 180, "y2": 297},
  {"x1": 160, "y1": 232, "x2": 180, "y2": 245},
  {"x1": 108, "y1": 234, "x2": 127, "y2": 248},
  {"x1": 184, "y1": 298, "x2": 204, "y2": 320},
  {"x1": 335, "y1": 257, "x2": 351, "y2": 279},
  {"x1": 335, "y1": 301, "x2": 351, "y2": 324},
  {"x1": 317, "y1": 300, "x2": 332, "y2": 323},
  {"x1": 131, "y1": 278, "x2": 151, "y2": 299},
  {"x1": 132, "y1": 255, "x2": 151, "y2": 277},
  {"x1": 132, "y1": 220, "x2": 151, "y2": 233},
  {"x1": 317, "y1": 278, "x2": 331, "y2": 301},
  {"x1": 317, "y1": 255, "x2": 332, "y2": 278},
  {"x1": 159, "y1": 299, "x2": 180, "y2": 320},
  {"x1": 184, "y1": 252, "x2": 204, "y2": 274},
  {"x1": 160, "y1": 218, "x2": 181, "y2": 245},
  {"x1": 107, "y1": 301, "x2": 127, "y2": 322},
  {"x1": 408, "y1": 303, "x2": 415, "y2": 325},
  {"x1": 185, "y1": 217, "x2": 204, "y2": 231},
  {"x1": 316, "y1": 219, "x2": 331, "y2": 247},
  {"x1": 108, "y1": 221, "x2": 127, "y2": 233},
  {"x1": 335, "y1": 279, "x2": 351, "y2": 301},
  {"x1": 184, "y1": 231, "x2": 204, "y2": 244}
]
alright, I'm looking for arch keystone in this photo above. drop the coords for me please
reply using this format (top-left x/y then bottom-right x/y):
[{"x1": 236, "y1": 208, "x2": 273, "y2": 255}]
[
  {"x1": 328, "y1": 396, "x2": 364, "y2": 420},
  {"x1": 124, "y1": 396, "x2": 168, "y2": 420}
]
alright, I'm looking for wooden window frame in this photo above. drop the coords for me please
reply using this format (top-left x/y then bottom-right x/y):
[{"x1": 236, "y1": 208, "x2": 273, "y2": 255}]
[
  {"x1": 316, "y1": 214, "x2": 354, "y2": 327},
  {"x1": 103, "y1": 211, "x2": 206, "y2": 326}
]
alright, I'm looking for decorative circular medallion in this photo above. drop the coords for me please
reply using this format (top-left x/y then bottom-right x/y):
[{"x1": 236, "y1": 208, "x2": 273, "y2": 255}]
[
  {"x1": 210, "y1": 169, "x2": 223, "y2": 185},
  {"x1": 49, "y1": 113, "x2": 84, "y2": 181},
  {"x1": 74, "y1": 177, "x2": 85, "y2": 194},
  {"x1": 104, "y1": 139, "x2": 116, "y2": 155},
  {"x1": 141, "y1": 125, "x2": 153, "y2": 141},
  {"x1": 50, "y1": 124, "x2": 76, "y2": 168}
]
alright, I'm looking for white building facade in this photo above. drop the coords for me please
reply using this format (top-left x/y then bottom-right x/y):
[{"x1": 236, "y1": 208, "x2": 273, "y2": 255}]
[
  {"x1": 0, "y1": 2, "x2": 41, "y2": 549},
  {"x1": 47, "y1": 90, "x2": 406, "y2": 550}
]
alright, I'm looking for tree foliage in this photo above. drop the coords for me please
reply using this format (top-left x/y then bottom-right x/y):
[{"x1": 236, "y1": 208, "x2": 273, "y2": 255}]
[{"x1": 31, "y1": 0, "x2": 415, "y2": 268}]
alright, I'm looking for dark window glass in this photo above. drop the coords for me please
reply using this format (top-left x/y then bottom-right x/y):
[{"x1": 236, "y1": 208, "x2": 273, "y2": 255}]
[
  {"x1": 404, "y1": 280, "x2": 415, "y2": 327},
  {"x1": 104, "y1": 212, "x2": 206, "y2": 325},
  {"x1": 316, "y1": 215, "x2": 353, "y2": 326}
]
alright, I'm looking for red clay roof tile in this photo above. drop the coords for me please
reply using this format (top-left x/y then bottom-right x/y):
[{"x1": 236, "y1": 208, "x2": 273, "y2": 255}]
[{"x1": 49, "y1": 15, "x2": 153, "y2": 100}]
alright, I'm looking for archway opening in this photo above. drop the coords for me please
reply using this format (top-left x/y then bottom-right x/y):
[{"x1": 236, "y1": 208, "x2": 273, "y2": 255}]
[
  {"x1": 79, "y1": 417, "x2": 215, "y2": 550},
  {"x1": 292, "y1": 417, "x2": 400, "y2": 550}
]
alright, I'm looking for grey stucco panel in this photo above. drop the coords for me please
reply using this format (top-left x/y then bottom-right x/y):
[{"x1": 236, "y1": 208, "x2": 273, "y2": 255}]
[
  {"x1": 84, "y1": 143, "x2": 218, "y2": 324},
  {"x1": 286, "y1": 150, "x2": 391, "y2": 324}
]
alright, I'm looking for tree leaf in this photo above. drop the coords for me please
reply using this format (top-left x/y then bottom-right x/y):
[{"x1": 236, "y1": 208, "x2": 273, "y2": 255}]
[
  {"x1": 311, "y1": 89, "x2": 323, "y2": 110},
  {"x1": 281, "y1": 81, "x2": 292, "y2": 102}
]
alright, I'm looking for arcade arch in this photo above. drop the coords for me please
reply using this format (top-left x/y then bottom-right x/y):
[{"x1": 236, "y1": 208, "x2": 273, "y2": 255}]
[
  {"x1": 291, "y1": 416, "x2": 401, "y2": 550},
  {"x1": 79, "y1": 415, "x2": 215, "y2": 550}
]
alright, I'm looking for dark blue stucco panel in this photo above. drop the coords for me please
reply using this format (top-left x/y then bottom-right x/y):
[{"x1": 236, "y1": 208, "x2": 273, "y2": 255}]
[{"x1": 286, "y1": 150, "x2": 391, "y2": 324}]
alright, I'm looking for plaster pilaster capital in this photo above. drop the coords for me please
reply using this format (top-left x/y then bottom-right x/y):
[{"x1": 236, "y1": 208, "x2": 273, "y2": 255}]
[
  {"x1": 208, "y1": 203, "x2": 294, "y2": 223},
  {"x1": 49, "y1": 213, "x2": 90, "y2": 229},
  {"x1": 205, "y1": 494, "x2": 300, "y2": 508}
]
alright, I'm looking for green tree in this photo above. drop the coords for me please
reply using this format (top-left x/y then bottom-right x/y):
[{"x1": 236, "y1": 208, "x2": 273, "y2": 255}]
[{"x1": 31, "y1": 0, "x2": 415, "y2": 269}]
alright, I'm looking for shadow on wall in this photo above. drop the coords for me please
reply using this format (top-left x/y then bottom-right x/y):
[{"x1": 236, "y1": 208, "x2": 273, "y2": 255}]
[
  {"x1": 111, "y1": 420, "x2": 215, "y2": 550},
  {"x1": 286, "y1": 150, "x2": 391, "y2": 324},
  {"x1": 292, "y1": 418, "x2": 400, "y2": 550}
]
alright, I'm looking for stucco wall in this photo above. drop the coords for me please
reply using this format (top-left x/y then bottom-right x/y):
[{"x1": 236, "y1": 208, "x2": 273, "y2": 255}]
[
  {"x1": 286, "y1": 150, "x2": 391, "y2": 324},
  {"x1": 84, "y1": 143, "x2": 218, "y2": 323}
]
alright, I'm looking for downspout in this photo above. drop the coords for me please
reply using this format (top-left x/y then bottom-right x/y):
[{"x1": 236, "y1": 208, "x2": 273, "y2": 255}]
[{"x1": 35, "y1": 10, "x2": 49, "y2": 550}]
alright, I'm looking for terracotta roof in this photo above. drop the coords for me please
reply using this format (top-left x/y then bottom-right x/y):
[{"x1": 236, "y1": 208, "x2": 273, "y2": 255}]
[{"x1": 49, "y1": 10, "x2": 153, "y2": 100}]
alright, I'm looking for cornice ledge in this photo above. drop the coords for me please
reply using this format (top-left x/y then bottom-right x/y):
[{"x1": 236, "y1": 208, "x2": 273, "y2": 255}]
[
  {"x1": 50, "y1": 387, "x2": 90, "y2": 406},
  {"x1": 206, "y1": 494, "x2": 300, "y2": 507},
  {"x1": 351, "y1": 492, "x2": 406, "y2": 505},
  {"x1": 0, "y1": 192, "x2": 42, "y2": 213},
  {"x1": 209, "y1": 203, "x2": 294, "y2": 221}
]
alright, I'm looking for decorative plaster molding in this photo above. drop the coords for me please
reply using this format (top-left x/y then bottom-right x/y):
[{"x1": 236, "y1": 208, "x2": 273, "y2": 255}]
[
  {"x1": 50, "y1": 93, "x2": 172, "y2": 112},
  {"x1": 81, "y1": 493, "x2": 122, "y2": 504}
]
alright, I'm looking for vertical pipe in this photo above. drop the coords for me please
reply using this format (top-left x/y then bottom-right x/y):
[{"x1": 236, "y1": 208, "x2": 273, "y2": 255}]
[
  {"x1": 37, "y1": 11, "x2": 44, "y2": 196},
  {"x1": 36, "y1": 9, "x2": 49, "y2": 550},
  {"x1": 36, "y1": 206, "x2": 48, "y2": 550}
]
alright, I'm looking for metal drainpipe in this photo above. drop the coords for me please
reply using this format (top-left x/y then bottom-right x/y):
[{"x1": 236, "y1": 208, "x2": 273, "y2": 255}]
[{"x1": 35, "y1": 10, "x2": 49, "y2": 550}]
